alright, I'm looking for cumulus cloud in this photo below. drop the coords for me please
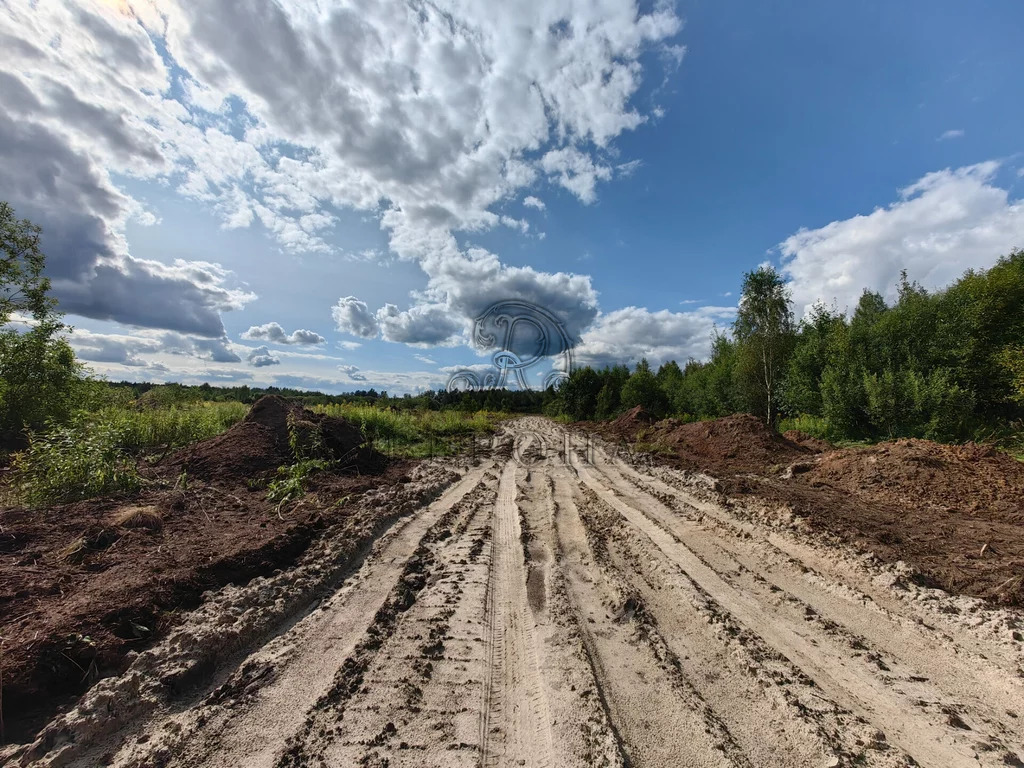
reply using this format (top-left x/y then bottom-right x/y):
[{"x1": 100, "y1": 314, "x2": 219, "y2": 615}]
[
  {"x1": 780, "y1": 161, "x2": 1024, "y2": 316},
  {"x1": 575, "y1": 306, "x2": 737, "y2": 368},
  {"x1": 375, "y1": 303, "x2": 463, "y2": 346},
  {"x1": 159, "y1": 332, "x2": 242, "y2": 363},
  {"x1": 332, "y1": 296, "x2": 380, "y2": 338},
  {"x1": 0, "y1": 4, "x2": 254, "y2": 337},
  {"x1": 938, "y1": 129, "x2": 965, "y2": 141},
  {"x1": 337, "y1": 364, "x2": 367, "y2": 382},
  {"x1": 540, "y1": 147, "x2": 613, "y2": 204},
  {"x1": 1, "y1": 0, "x2": 682, "y2": 368},
  {"x1": 523, "y1": 196, "x2": 546, "y2": 211},
  {"x1": 69, "y1": 330, "x2": 160, "y2": 367},
  {"x1": 247, "y1": 345, "x2": 280, "y2": 367},
  {"x1": 241, "y1": 321, "x2": 326, "y2": 345}
]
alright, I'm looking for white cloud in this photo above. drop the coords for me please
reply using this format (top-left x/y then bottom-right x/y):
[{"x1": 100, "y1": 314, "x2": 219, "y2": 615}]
[
  {"x1": 780, "y1": 161, "x2": 1024, "y2": 316},
  {"x1": 1, "y1": 0, "x2": 684, "y2": 372},
  {"x1": 523, "y1": 196, "x2": 546, "y2": 211},
  {"x1": 247, "y1": 345, "x2": 280, "y2": 367},
  {"x1": 331, "y1": 296, "x2": 380, "y2": 338},
  {"x1": 938, "y1": 129, "x2": 965, "y2": 141},
  {"x1": 337, "y1": 364, "x2": 367, "y2": 382},
  {"x1": 575, "y1": 305, "x2": 737, "y2": 368},
  {"x1": 540, "y1": 146, "x2": 613, "y2": 204},
  {"x1": 414, "y1": 354, "x2": 437, "y2": 365},
  {"x1": 241, "y1": 321, "x2": 326, "y2": 345},
  {"x1": 375, "y1": 303, "x2": 463, "y2": 347}
]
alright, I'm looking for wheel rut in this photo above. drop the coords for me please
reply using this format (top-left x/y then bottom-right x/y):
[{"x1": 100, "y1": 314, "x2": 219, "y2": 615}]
[{"x1": 13, "y1": 418, "x2": 1024, "y2": 768}]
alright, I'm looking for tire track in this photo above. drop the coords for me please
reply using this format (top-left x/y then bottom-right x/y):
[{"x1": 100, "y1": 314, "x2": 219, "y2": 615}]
[
  {"x1": 550, "y1": 469, "x2": 743, "y2": 768},
  {"x1": 572, "y1": 450, "x2": 1023, "y2": 767},
  {"x1": 479, "y1": 460, "x2": 555, "y2": 768},
  {"x1": 111, "y1": 464, "x2": 495, "y2": 768}
]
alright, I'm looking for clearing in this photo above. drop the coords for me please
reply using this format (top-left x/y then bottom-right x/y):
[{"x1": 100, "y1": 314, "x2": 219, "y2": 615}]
[{"x1": 2, "y1": 416, "x2": 1023, "y2": 767}]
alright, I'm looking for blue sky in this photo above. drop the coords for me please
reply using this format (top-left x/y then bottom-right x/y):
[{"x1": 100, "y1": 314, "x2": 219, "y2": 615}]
[{"x1": 2, "y1": 0, "x2": 1023, "y2": 394}]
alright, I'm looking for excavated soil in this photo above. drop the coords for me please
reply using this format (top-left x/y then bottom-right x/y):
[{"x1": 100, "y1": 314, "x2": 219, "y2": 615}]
[
  {"x1": 0, "y1": 397, "x2": 395, "y2": 743},
  {"x1": 4, "y1": 418, "x2": 1022, "y2": 768},
  {"x1": 171, "y1": 395, "x2": 381, "y2": 482},
  {"x1": 596, "y1": 412, "x2": 1024, "y2": 606},
  {"x1": 599, "y1": 411, "x2": 815, "y2": 474}
]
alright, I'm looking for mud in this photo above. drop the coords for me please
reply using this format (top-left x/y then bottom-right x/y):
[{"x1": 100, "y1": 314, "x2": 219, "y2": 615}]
[
  {"x1": 598, "y1": 412, "x2": 1024, "y2": 606},
  {"x1": 0, "y1": 396, "x2": 396, "y2": 744},
  {"x1": 4, "y1": 417, "x2": 1022, "y2": 768}
]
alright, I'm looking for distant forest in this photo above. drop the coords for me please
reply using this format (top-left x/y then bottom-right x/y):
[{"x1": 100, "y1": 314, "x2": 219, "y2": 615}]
[{"x1": 106, "y1": 248, "x2": 1024, "y2": 445}]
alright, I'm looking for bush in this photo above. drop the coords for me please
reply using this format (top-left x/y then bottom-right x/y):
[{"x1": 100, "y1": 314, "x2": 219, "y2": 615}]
[
  {"x1": 4, "y1": 401, "x2": 247, "y2": 506},
  {"x1": 7, "y1": 421, "x2": 141, "y2": 506},
  {"x1": 313, "y1": 404, "x2": 504, "y2": 457}
]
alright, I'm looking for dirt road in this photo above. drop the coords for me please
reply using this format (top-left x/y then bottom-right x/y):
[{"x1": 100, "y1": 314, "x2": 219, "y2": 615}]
[{"x1": 8, "y1": 418, "x2": 1024, "y2": 767}]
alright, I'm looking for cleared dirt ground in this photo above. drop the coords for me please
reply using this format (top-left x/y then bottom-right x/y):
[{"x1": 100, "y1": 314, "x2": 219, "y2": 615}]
[{"x1": 4, "y1": 417, "x2": 1024, "y2": 767}]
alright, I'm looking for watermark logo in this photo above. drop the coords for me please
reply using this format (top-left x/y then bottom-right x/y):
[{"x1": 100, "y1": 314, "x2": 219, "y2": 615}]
[{"x1": 446, "y1": 299, "x2": 574, "y2": 392}]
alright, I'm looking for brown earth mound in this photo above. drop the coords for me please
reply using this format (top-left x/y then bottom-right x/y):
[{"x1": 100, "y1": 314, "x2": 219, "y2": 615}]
[
  {"x1": 611, "y1": 405, "x2": 656, "y2": 431},
  {"x1": 799, "y1": 439, "x2": 1024, "y2": 518},
  {"x1": 764, "y1": 439, "x2": 1024, "y2": 605},
  {"x1": 599, "y1": 411, "x2": 1024, "y2": 606},
  {"x1": 605, "y1": 413, "x2": 814, "y2": 475},
  {"x1": 0, "y1": 458, "x2": 416, "y2": 744},
  {"x1": 173, "y1": 395, "x2": 380, "y2": 482},
  {"x1": 782, "y1": 429, "x2": 832, "y2": 453}
]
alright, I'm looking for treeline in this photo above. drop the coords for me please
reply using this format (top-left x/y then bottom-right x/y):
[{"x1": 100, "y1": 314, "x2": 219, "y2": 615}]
[
  {"x1": 105, "y1": 380, "x2": 551, "y2": 413},
  {"x1": 553, "y1": 250, "x2": 1024, "y2": 442}
]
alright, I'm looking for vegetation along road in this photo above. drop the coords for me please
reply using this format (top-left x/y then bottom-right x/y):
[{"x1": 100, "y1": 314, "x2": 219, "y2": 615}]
[{"x1": 7, "y1": 417, "x2": 1023, "y2": 768}]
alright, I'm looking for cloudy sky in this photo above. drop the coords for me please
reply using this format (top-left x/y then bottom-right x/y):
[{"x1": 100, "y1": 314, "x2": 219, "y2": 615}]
[{"x1": 2, "y1": 0, "x2": 1023, "y2": 394}]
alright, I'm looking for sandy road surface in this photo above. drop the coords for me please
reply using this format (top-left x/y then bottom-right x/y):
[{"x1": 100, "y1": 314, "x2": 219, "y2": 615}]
[{"x1": 8, "y1": 418, "x2": 1024, "y2": 768}]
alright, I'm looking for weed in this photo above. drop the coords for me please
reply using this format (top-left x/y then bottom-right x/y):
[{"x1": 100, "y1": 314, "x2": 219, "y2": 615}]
[
  {"x1": 778, "y1": 414, "x2": 829, "y2": 438},
  {"x1": 7, "y1": 422, "x2": 142, "y2": 507},
  {"x1": 312, "y1": 404, "x2": 506, "y2": 459}
]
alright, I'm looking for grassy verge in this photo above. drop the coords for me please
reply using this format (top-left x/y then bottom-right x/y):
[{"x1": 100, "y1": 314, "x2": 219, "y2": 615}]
[
  {"x1": 313, "y1": 405, "x2": 507, "y2": 458},
  {"x1": 4, "y1": 401, "x2": 248, "y2": 507}
]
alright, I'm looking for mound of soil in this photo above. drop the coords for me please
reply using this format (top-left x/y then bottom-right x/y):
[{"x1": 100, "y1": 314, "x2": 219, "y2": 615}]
[
  {"x1": 173, "y1": 395, "x2": 381, "y2": 482},
  {"x1": 599, "y1": 411, "x2": 1024, "y2": 606},
  {"x1": 799, "y1": 439, "x2": 1024, "y2": 518},
  {"x1": 0, "y1": 458, "x2": 415, "y2": 744},
  {"x1": 782, "y1": 429, "x2": 832, "y2": 454},
  {"x1": 605, "y1": 413, "x2": 814, "y2": 476},
  {"x1": 611, "y1": 405, "x2": 656, "y2": 431}
]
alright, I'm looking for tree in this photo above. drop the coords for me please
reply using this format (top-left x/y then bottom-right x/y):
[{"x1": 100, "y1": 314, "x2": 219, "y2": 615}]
[
  {"x1": 733, "y1": 266, "x2": 795, "y2": 427},
  {"x1": 783, "y1": 302, "x2": 845, "y2": 417},
  {"x1": 1, "y1": 202, "x2": 55, "y2": 325},
  {"x1": 0, "y1": 203, "x2": 83, "y2": 445},
  {"x1": 621, "y1": 358, "x2": 669, "y2": 417}
]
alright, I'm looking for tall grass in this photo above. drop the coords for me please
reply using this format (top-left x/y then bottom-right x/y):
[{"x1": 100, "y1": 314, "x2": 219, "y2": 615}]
[
  {"x1": 313, "y1": 404, "x2": 505, "y2": 457},
  {"x1": 777, "y1": 414, "x2": 829, "y2": 438},
  {"x1": 5, "y1": 401, "x2": 248, "y2": 507}
]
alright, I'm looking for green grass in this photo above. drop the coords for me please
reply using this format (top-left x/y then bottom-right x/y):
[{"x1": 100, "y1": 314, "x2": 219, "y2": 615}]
[
  {"x1": 5, "y1": 401, "x2": 248, "y2": 507},
  {"x1": 313, "y1": 405, "x2": 507, "y2": 458},
  {"x1": 777, "y1": 414, "x2": 829, "y2": 438}
]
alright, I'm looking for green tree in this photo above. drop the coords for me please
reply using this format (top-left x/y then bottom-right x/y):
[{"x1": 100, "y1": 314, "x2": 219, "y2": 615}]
[
  {"x1": 733, "y1": 266, "x2": 795, "y2": 427},
  {"x1": 783, "y1": 302, "x2": 845, "y2": 417},
  {"x1": 621, "y1": 358, "x2": 669, "y2": 417},
  {"x1": 0, "y1": 203, "x2": 83, "y2": 445}
]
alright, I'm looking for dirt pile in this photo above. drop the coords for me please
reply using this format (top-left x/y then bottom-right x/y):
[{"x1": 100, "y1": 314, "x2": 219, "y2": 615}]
[
  {"x1": 798, "y1": 439, "x2": 1024, "y2": 518},
  {"x1": 782, "y1": 429, "x2": 832, "y2": 453},
  {"x1": 751, "y1": 438, "x2": 1024, "y2": 605},
  {"x1": 610, "y1": 405, "x2": 656, "y2": 431},
  {"x1": 609, "y1": 413, "x2": 815, "y2": 475},
  {"x1": 174, "y1": 395, "x2": 379, "y2": 481}
]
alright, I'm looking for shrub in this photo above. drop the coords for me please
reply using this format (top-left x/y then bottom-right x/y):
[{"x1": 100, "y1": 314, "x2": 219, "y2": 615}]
[{"x1": 7, "y1": 421, "x2": 141, "y2": 506}]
